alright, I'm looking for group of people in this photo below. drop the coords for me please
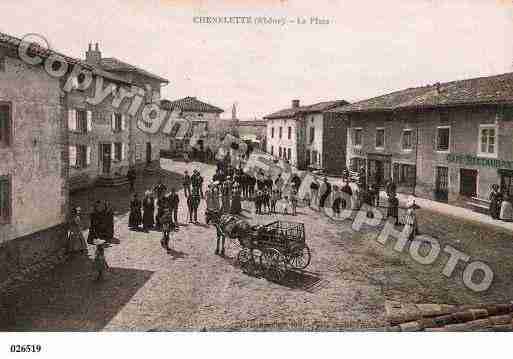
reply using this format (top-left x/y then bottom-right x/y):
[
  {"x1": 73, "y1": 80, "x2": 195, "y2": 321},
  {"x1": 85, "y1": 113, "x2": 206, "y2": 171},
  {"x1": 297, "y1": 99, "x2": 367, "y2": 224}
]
[
  {"x1": 489, "y1": 184, "x2": 513, "y2": 221},
  {"x1": 67, "y1": 201, "x2": 114, "y2": 281}
]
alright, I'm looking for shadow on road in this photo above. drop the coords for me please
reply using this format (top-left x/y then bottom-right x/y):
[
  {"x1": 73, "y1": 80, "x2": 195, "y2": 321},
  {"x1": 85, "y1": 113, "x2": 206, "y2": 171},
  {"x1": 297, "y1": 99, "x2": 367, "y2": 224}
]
[{"x1": 1, "y1": 255, "x2": 154, "y2": 331}]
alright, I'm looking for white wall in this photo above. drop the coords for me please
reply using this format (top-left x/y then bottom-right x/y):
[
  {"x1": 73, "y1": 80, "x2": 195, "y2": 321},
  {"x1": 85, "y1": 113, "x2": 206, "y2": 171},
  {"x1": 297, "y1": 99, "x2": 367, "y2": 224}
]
[
  {"x1": 304, "y1": 113, "x2": 324, "y2": 167},
  {"x1": 266, "y1": 118, "x2": 298, "y2": 166}
]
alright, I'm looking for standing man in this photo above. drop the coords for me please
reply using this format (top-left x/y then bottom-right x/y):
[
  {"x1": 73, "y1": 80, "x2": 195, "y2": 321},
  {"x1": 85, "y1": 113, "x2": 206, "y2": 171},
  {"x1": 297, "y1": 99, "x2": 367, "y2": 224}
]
[
  {"x1": 191, "y1": 169, "x2": 204, "y2": 198},
  {"x1": 310, "y1": 177, "x2": 320, "y2": 208},
  {"x1": 127, "y1": 166, "x2": 136, "y2": 192},
  {"x1": 168, "y1": 188, "x2": 180, "y2": 230},
  {"x1": 319, "y1": 177, "x2": 332, "y2": 208},
  {"x1": 183, "y1": 170, "x2": 191, "y2": 198},
  {"x1": 188, "y1": 184, "x2": 202, "y2": 223}
]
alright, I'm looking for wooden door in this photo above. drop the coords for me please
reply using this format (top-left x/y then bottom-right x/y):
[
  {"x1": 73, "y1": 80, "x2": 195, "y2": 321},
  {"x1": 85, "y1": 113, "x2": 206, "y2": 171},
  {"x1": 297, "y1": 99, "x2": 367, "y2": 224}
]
[{"x1": 460, "y1": 169, "x2": 477, "y2": 197}]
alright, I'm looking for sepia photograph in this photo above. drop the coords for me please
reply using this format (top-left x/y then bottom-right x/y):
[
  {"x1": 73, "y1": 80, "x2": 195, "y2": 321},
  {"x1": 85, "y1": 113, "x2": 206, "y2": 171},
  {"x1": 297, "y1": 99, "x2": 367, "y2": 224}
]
[{"x1": 1, "y1": 0, "x2": 513, "y2": 357}]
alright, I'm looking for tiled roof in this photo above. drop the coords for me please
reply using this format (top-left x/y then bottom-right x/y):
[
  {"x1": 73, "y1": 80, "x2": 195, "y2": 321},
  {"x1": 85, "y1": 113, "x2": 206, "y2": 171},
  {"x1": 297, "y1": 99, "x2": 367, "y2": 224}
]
[
  {"x1": 100, "y1": 57, "x2": 168, "y2": 83},
  {"x1": 385, "y1": 301, "x2": 513, "y2": 331},
  {"x1": 331, "y1": 72, "x2": 513, "y2": 113},
  {"x1": 264, "y1": 100, "x2": 350, "y2": 120},
  {"x1": 160, "y1": 97, "x2": 224, "y2": 113},
  {"x1": 0, "y1": 32, "x2": 131, "y2": 85},
  {"x1": 238, "y1": 120, "x2": 266, "y2": 127}
]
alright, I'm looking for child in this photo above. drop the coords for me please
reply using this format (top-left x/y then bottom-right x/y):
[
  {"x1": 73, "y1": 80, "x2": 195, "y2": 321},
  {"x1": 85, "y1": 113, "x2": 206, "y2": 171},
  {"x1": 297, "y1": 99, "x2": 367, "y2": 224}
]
[
  {"x1": 255, "y1": 190, "x2": 263, "y2": 215},
  {"x1": 271, "y1": 189, "x2": 280, "y2": 214},
  {"x1": 290, "y1": 189, "x2": 298, "y2": 216},
  {"x1": 263, "y1": 188, "x2": 270, "y2": 214},
  {"x1": 282, "y1": 196, "x2": 290, "y2": 215},
  {"x1": 160, "y1": 208, "x2": 173, "y2": 252},
  {"x1": 303, "y1": 191, "x2": 311, "y2": 208},
  {"x1": 94, "y1": 240, "x2": 109, "y2": 281}
]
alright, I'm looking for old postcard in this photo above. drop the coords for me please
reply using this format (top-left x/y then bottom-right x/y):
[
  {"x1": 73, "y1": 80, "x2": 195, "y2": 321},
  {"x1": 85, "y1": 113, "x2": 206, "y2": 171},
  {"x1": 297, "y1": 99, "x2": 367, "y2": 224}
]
[{"x1": 1, "y1": 0, "x2": 513, "y2": 354}]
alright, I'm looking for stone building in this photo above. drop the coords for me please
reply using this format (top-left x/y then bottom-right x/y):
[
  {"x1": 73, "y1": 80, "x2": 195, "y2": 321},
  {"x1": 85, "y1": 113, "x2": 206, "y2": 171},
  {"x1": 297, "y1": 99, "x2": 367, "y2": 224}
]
[
  {"x1": 0, "y1": 33, "x2": 133, "y2": 287},
  {"x1": 84, "y1": 44, "x2": 169, "y2": 176},
  {"x1": 160, "y1": 96, "x2": 225, "y2": 155},
  {"x1": 331, "y1": 72, "x2": 513, "y2": 206},
  {"x1": 264, "y1": 99, "x2": 349, "y2": 174}
]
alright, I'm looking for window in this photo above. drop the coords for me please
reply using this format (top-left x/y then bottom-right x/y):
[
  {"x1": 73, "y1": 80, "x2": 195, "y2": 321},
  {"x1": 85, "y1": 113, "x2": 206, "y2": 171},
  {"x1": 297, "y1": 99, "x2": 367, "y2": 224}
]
[
  {"x1": 279, "y1": 147, "x2": 282, "y2": 158},
  {"x1": 393, "y1": 163, "x2": 416, "y2": 185},
  {"x1": 288, "y1": 126, "x2": 292, "y2": 140},
  {"x1": 112, "y1": 113, "x2": 123, "y2": 132},
  {"x1": 353, "y1": 128, "x2": 362, "y2": 147},
  {"x1": 114, "y1": 142, "x2": 123, "y2": 161},
  {"x1": 436, "y1": 126, "x2": 450, "y2": 152},
  {"x1": 279, "y1": 127, "x2": 282, "y2": 139},
  {"x1": 0, "y1": 176, "x2": 11, "y2": 224},
  {"x1": 479, "y1": 124, "x2": 497, "y2": 157},
  {"x1": 270, "y1": 145, "x2": 274, "y2": 155},
  {"x1": 0, "y1": 103, "x2": 11, "y2": 147},
  {"x1": 375, "y1": 128, "x2": 384, "y2": 149},
  {"x1": 271, "y1": 127, "x2": 274, "y2": 138},
  {"x1": 287, "y1": 148, "x2": 291, "y2": 160},
  {"x1": 69, "y1": 145, "x2": 91, "y2": 168},
  {"x1": 309, "y1": 127, "x2": 315, "y2": 144},
  {"x1": 312, "y1": 150, "x2": 318, "y2": 165},
  {"x1": 350, "y1": 157, "x2": 365, "y2": 172},
  {"x1": 402, "y1": 129, "x2": 413, "y2": 150},
  {"x1": 68, "y1": 109, "x2": 91, "y2": 133}
]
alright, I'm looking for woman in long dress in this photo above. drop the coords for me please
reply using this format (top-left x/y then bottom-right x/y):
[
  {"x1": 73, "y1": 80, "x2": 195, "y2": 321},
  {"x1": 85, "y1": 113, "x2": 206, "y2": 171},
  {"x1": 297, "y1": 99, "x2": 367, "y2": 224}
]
[
  {"x1": 489, "y1": 184, "x2": 503, "y2": 219},
  {"x1": 129, "y1": 194, "x2": 142, "y2": 230},
  {"x1": 500, "y1": 194, "x2": 513, "y2": 221},
  {"x1": 68, "y1": 207, "x2": 88, "y2": 254},
  {"x1": 142, "y1": 190, "x2": 155, "y2": 231},
  {"x1": 230, "y1": 184, "x2": 242, "y2": 215}
]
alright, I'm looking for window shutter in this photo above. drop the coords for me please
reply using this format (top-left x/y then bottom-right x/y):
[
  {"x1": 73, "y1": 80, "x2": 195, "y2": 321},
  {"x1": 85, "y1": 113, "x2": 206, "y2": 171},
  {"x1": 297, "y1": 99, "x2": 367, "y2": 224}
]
[
  {"x1": 86, "y1": 111, "x2": 92, "y2": 132},
  {"x1": 68, "y1": 109, "x2": 76, "y2": 131},
  {"x1": 121, "y1": 115, "x2": 126, "y2": 131},
  {"x1": 86, "y1": 146, "x2": 91, "y2": 166},
  {"x1": 121, "y1": 143, "x2": 125, "y2": 161},
  {"x1": 111, "y1": 113, "x2": 115, "y2": 131},
  {"x1": 111, "y1": 143, "x2": 115, "y2": 160},
  {"x1": 69, "y1": 145, "x2": 77, "y2": 167}
]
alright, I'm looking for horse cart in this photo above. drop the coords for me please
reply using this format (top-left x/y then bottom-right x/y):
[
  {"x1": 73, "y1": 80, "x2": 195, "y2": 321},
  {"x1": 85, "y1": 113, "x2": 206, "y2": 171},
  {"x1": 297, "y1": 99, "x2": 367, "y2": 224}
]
[{"x1": 237, "y1": 220, "x2": 311, "y2": 282}]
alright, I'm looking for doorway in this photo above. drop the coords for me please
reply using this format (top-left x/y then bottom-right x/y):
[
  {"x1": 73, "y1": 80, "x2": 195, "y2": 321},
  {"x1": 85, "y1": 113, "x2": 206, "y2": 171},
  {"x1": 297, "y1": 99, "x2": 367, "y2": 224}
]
[
  {"x1": 460, "y1": 169, "x2": 478, "y2": 197},
  {"x1": 435, "y1": 166, "x2": 449, "y2": 202},
  {"x1": 100, "y1": 143, "x2": 111, "y2": 175},
  {"x1": 368, "y1": 159, "x2": 384, "y2": 186},
  {"x1": 146, "y1": 142, "x2": 152, "y2": 164}
]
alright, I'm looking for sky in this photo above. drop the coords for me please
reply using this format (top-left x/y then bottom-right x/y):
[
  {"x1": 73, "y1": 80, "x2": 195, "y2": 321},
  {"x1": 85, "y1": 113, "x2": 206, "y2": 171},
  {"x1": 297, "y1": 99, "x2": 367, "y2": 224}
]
[{"x1": 1, "y1": 0, "x2": 513, "y2": 119}]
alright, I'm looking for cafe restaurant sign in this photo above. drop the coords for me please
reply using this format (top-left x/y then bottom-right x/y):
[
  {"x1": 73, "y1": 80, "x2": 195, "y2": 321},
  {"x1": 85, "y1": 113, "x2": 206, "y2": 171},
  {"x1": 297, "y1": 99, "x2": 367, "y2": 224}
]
[{"x1": 447, "y1": 153, "x2": 513, "y2": 170}]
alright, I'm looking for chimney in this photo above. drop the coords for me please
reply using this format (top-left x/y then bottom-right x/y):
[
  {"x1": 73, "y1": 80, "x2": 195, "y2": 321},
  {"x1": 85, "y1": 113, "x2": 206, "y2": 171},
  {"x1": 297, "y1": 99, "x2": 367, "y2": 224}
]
[
  {"x1": 86, "y1": 42, "x2": 101, "y2": 65},
  {"x1": 292, "y1": 99, "x2": 300, "y2": 108}
]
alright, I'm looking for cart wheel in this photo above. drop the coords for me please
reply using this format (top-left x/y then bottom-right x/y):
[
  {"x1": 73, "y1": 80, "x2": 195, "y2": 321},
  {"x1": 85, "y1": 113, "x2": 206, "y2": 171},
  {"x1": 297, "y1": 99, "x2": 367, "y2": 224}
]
[
  {"x1": 260, "y1": 248, "x2": 287, "y2": 283},
  {"x1": 237, "y1": 248, "x2": 255, "y2": 275},
  {"x1": 289, "y1": 244, "x2": 311, "y2": 270}
]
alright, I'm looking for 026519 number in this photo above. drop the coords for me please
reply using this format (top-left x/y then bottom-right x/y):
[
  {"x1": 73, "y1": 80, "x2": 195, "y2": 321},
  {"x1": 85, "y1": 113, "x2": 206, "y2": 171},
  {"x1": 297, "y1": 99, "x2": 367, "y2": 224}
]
[{"x1": 10, "y1": 345, "x2": 42, "y2": 353}]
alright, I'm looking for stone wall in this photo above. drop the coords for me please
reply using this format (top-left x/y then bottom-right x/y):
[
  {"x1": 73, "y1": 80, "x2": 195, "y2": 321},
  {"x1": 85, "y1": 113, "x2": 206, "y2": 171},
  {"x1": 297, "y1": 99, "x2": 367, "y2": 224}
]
[
  {"x1": 0, "y1": 49, "x2": 67, "y2": 243},
  {"x1": 347, "y1": 106, "x2": 513, "y2": 204}
]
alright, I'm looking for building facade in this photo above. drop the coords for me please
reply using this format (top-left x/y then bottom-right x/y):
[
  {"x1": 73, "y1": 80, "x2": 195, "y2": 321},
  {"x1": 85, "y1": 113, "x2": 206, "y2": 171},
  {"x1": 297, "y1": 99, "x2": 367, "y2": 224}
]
[
  {"x1": 332, "y1": 72, "x2": 513, "y2": 206},
  {"x1": 86, "y1": 44, "x2": 169, "y2": 175},
  {"x1": 0, "y1": 33, "x2": 86, "y2": 286},
  {"x1": 161, "y1": 97, "x2": 225, "y2": 155},
  {"x1": 264, "y1": 99, "x2": 348, "y2": 174}
]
